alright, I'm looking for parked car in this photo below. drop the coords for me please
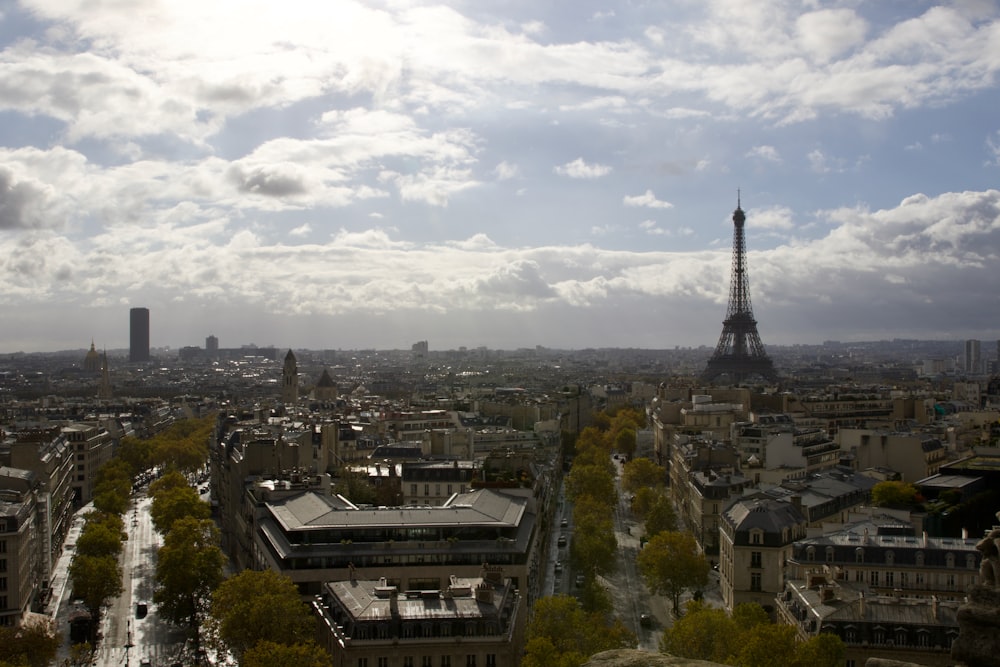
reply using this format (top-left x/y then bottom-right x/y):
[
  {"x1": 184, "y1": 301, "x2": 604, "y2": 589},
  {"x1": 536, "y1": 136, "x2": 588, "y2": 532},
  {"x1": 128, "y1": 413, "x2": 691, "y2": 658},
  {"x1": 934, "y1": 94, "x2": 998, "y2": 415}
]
[
  {"x1": 575, "y1": 574, "x2": 585, "y2": 587},
  {"x1": 135, "y1": 602, "x2": 148, "y2": 619},
  {"x1": 640, "y1": 613, "x2": 653, "y2": 628},
  {"x1": 554, "y1": 561, "x2": 562, "y2": 573},
  {"x1": 560, "y1": 518, "x2": 568, "y2": 528},
  {"x1": 557, "y1": 535, "x2": 567, "y2": 547}
]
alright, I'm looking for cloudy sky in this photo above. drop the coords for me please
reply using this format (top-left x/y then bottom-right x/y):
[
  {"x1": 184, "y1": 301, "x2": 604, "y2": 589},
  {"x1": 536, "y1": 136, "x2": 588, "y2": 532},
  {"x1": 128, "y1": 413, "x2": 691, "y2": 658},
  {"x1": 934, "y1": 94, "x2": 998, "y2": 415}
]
[{"x1": 2, "y1": 0, "x2": 1000, "y2": 354}]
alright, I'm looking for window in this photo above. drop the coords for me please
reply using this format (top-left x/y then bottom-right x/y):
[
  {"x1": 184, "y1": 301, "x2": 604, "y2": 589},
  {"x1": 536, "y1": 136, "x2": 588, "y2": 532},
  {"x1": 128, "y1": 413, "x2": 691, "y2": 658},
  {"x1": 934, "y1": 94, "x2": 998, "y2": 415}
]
[
  {"x1": 485, "y1": 656, "x2": 497, "y2": 667},
  {"x1": 826, "y1": 547, "x2": 834, "y2": 562},
  {"x1": 436, "y1": 484, "x2": 441, "y2": 496},
  {"x1": 750, "y1": 552, "x2": 762, "y2": 568},
  {"x1": 900, "y1": 572, "x2": 909, "y2": 587},
  {"x1": 885, "y1": 571, "x2": 894, "y2": 587},
  {"x1": 751, "y1": 531, "x2": 761, "y2": 545},
  {"x1": 466, "y1": 657, "x2": 476, "y2": 667},
  {"x1": 0, "y1": 542, "x2": 6, "y2": 554},
  {"x1": 947, "y1": 574, "x2": 955, "y2": 590},
  {"x1": 0, "y1": 559, "x2": 6, "y2": 572},
  {"x1": 424, "y1": 484, "x2": 430, "y2": 496},
  {"x1": 0, "y1": 578, "x2": 6, "y2": 592},
  {"x1": 915, "y1": 551, "x2": 924, "y2": 566},
  {"x1": 750, "y1": 572, "x2": 762, "y2": 592},
  {"x1": 885, "y1": 550, "x2": 894, "y2": 565},
  {"x1": 358, "y1": 660, "x2": 368, "y2": 667},
  {"x1": 441, "y1": 658, "x2": 451, "y2": 667},
  {"x1": 448, "y1": 484, "x2": 453, "y2": 494},
  {"x1": 378, "y1": 659, "x2": 389, "y2": 667},
  {"x1": 422, "y1": 658, "x2": 432, "y2": 667},
  {"x1": 946, "y1": 552, "x2": 955, "y2": 568},
  {"x1": 404, "y1": 659, "x2": 414, "y2": 667},
  {"x1": 855, "y1": 548, "x2": 864, "y2": 563},
  {"x1": 806, "y1": 546, "x2": 815, "y2": 562},
  {"x1": 869, "y1": 571, "x2": 879, "y2": 586},
  {"x1": 916, "y1": 572, "x2": 925, "y2": 586},
  {"x1": 411, "y1": 484, "x2": 417, "y2": 495}
]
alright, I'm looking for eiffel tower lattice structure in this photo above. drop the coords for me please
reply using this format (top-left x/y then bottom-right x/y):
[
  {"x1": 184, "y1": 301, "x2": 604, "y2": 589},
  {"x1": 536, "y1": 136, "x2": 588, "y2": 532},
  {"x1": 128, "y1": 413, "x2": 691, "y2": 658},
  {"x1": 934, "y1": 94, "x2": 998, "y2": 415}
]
[{"x1": 701, "y1": 198, "x2": 778, "y2": 384}]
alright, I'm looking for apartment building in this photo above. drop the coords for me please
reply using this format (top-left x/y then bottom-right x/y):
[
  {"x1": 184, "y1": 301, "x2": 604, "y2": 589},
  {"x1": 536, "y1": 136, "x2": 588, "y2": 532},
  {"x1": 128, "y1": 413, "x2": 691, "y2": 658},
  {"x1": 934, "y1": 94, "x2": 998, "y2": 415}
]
[
  {"x1": 400, "y1": 461, "x2": 476, "y2": 506},
  {"x1": 838, "y1": 428, "x2": 948, "y2": 482},
  {"x1": 62, "y1": 422, "x2": 114, "y2": 505},
  {"x1": 786, "y1": 516, "x2": 980, "y2": 601},
  {"x1": 732, "y1": 414, "x2": 841, "y2": 485},
  {"x1": 0, "y1": 468, "x2": 41, "y2": 627},
  {"x1": 718, "y1": 496, "x2": 808, "y2": 615},
  {"x1": 313, "y1": 566, "x2": 524, "y2": 667},
  {"x1": 777, "y1": 575, "x2": 961, "y2": 667}
]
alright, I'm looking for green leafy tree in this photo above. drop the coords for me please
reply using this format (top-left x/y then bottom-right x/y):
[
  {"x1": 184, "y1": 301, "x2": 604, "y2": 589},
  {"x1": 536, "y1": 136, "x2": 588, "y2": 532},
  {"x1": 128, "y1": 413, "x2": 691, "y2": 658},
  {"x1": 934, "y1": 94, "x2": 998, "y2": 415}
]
[
  {"x1": 621, "y1": 458, "x2": 665, "y2": 494},
  {"x1": 871, "y1": 480, "x2": 919, "y2": 508},
  {"x1": 68, "y1": 554, "x2": 122, "y2": 619},
  {"x1": 630, "y1": 487, "x2": 658, "y2": 516},
  {"x1": 154, "y1": 517, "x2": 225, "y2": 630},
  {"x1": 522, "y1": 595, "x2": 635, "y2": 667},
  {"x1": 636, "y1": 531, "x2": 709, "y2": 614},
  {"x1": 735, "y1": 623, "x2": 799, "y2": 667},
  {"x1": 565, "y1": 465, "x2": 615, "y2": 506},
  {"x1": 149, "y1": 469, "x2": 190, "y2": 497},
  {"x1": 117, "y1": 436, "x2": 155, "y2": 475},
  {"x1": 614, "y1": 427, "x2": 637, "y2": 458},
  {"x1": 570, "y1": 509, "x2": 617, "y2": 580},
  {"x1": 207, "y1": 569, "x2": 316, "y2": 661},
  {"x1": 242, "y1": 641, "x2": 331, "y2": 667},
  {"x1": 792, "y1": 632, "x2": 845, "y2": 667},
  {"x1": 0, "y1": 617, "x2": 61, "y2": 667},
  {"x1": 643, "y1": 492, "x2": 678, "y2": 537},
  {"x1": 150, "y1": 485, "x2": 210, "y2": 535},
  {"x1": 76, "y1": 517, "x2": 125, "y2": 559},
  {"x1": 660, "y1": 601, "x2": 738, "y2": 663},
  {"x1": 91, "y1": 459, "x2": 134, "y2": 516}
]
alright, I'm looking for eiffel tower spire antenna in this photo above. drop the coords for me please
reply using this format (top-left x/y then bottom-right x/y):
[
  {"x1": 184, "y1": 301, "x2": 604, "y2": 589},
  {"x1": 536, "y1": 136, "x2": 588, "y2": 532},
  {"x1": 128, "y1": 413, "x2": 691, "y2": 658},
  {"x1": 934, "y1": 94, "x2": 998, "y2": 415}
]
[{"x1": 701, "y1": 196, "x2": 778, "y2": 384}]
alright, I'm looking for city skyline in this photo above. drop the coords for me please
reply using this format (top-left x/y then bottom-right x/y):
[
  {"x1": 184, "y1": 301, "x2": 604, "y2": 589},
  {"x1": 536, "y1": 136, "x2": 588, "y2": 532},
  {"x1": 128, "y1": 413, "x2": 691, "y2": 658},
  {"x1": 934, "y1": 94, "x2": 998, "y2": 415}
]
[{"x1": 2, "y1": 2, "x2": 1000, "y2": 353}]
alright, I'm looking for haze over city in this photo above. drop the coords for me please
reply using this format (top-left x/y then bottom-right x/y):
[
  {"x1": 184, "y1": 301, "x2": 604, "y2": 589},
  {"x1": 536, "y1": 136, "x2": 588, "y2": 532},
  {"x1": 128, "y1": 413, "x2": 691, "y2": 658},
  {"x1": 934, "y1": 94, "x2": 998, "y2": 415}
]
[{"x1": 2, "y1": 1, "x2": 1000, "y2": 353}]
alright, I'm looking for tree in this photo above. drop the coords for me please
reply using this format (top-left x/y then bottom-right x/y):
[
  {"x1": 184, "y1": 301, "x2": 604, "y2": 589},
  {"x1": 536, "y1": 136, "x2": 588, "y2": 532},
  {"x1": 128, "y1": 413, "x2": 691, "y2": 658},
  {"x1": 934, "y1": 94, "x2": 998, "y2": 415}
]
[
  {"x1": 621, "y1": 458, "x2": 665, "y2": 494},
  {"x1": 68, "y1": 554, "x2": 122, "y2": 620},
  {"x1": 150, "y1": 485, "x2": 210, "y2": 535},
  {"x1": 565, "y1": 464, "x2": 615, "y2": 506},
  {"x1": 660, "y1": 601, "x2": 738, "y2": 663},
  {"x1": 614, "y1": 427, "x2": 637, "y2": 458},
  {"x1": 642, "y1": 492, "x2": 677, "y2": 537},
  {"x1": 117, "y1": 436, "x2": 155, "y2": 475},
  {"x1": 522, "y1": 595, "x2": 634, "y2": 667},
  {"x1": 636, "y1": 531, "x2": 709, "y2": 614},
  {"x1": 871, "y1": 480, "x2": 919, "y2": 508},
  {"x1": 149, "y1": 469, "x2": 189, "y2": 497},
  {"x1": 76, "y1": 516, "x2": 125, "y2": 559},
  {"x1": 792, "y1": 632, "x2": 845, "y2": 667},
  {"x1": 207, "y1": 569, "x2": 316, "y2": 661},
  {"x1": 0, "y1": 617, "x2": 61, "y2": 667},
  {"x1": 242, "y1": 641, "x2": 331, "y2": 667},
  {"x1": 734, "y1": 623, "x2": 799, "y2": 667},
  {"x1": 570, "y1": 509, "x2": 617, "y2": 580},
  {"x1": 154, "y1": 517, "x2": 226, "y2": 630}
]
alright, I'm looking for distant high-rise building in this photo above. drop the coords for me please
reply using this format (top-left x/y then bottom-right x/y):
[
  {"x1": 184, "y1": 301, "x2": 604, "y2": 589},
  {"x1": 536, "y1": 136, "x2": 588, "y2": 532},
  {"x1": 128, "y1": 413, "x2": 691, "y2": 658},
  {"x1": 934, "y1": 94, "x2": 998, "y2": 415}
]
[
  {"x1": 282, "y1": 349, "x2": 299, "y2": 404},
  {"x1": 206, "y1": 334, "x2": 219, "y2": 358},
  {"x1": 964, "y1": 339, "x2": 981, "y2": 374},
  {"x1": 129, "y1": 307, "x2": 150, "y2": 363}
]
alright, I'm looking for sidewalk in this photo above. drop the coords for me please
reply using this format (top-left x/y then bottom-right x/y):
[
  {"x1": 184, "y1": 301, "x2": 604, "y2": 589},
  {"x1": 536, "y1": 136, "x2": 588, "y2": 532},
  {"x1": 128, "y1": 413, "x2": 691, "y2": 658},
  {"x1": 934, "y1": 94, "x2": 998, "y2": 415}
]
[{"x1": 47, "y1": 503, "x2": 94, "y2": 663}]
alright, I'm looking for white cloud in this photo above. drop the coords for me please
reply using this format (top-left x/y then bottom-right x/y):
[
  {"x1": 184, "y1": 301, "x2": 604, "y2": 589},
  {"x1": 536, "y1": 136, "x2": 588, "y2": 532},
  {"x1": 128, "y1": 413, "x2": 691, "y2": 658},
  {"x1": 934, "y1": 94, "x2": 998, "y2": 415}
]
[
  {"x1": 494, "y1": 161, "x2": 519, "y2": 180},
  {"x1": 554, "y1": 158, "x2": 612, "y2": 179},
  {"x1": 623, "y1": 190, "x2": 673, "y2": 209},
  {"x1": 747, "y1": 145, "x2": 782, "y2": 162}
]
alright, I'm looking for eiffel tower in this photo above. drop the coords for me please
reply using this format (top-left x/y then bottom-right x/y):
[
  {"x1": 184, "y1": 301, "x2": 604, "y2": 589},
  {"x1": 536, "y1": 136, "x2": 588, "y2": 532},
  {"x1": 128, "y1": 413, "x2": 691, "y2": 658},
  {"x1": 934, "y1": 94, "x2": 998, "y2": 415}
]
[{"x1": 701, "y1": 196, "x2": 778, "y2": 384}]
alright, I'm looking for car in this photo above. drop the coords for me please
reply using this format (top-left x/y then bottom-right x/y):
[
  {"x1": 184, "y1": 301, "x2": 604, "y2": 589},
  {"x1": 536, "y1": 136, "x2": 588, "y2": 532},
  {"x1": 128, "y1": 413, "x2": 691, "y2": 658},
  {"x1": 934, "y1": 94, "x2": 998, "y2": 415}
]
[
  {"x1": 575, "y1": 574, "x2": 585, "y2": 587},
  {"x1": 560, "y1": 518, "x2": 568, "y2": 528},
  {"x1": 554, "y1": 561, "x2": 562, "y2": 573},
  {"x1": 135, "y1": 602, "x2": 148, "y2": 619},
  {"x1": 557, "y1": 535, "x2": 567, "y2": 547},
  {"x1": 640, "y1": 613, "x2": 653, "y2": 628}
]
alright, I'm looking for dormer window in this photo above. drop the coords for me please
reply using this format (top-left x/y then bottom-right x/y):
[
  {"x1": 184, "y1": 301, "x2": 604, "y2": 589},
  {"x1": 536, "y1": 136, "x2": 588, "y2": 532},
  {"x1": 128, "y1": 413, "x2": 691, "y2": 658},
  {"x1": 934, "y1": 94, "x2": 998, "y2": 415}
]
[
  {"x1": 855, "y1": 547, "x2": 864, "y2": 563},
  {"x1": 885, "y1": 550, "x2": 894, "y2": 566}
]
